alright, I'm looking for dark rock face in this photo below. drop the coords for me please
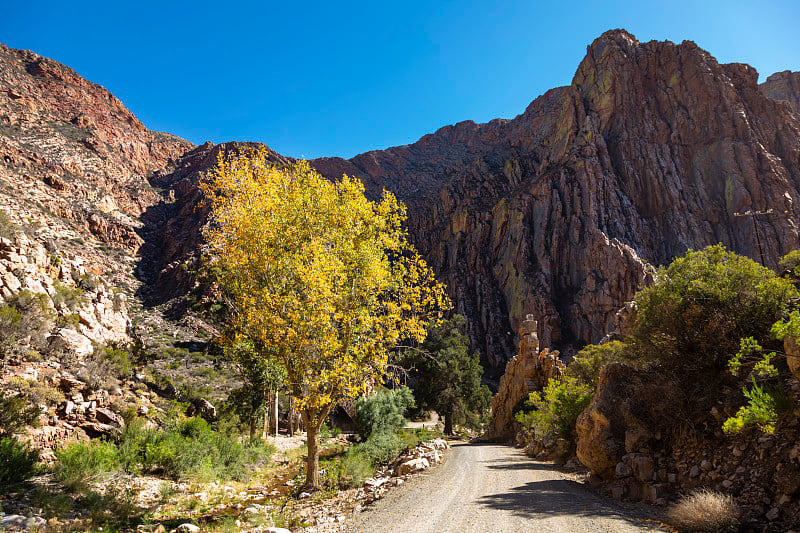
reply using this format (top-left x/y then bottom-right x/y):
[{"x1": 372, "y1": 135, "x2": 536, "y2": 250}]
[
  {"x1": 313, "y1": 30, "x2": 800, "y2": 373},
  {"x1": 138, "y1": 141, "x2": 293, "y2": 305}
]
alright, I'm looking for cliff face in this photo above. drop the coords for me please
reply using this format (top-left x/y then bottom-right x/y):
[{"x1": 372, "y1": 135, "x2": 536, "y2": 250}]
[
  {"x1": 761, "y1": 70, "x2": 800, "y2": 113},
  {"x1": 2, "y1": 33, "x2": 800, "y2": 376},
  {"x1": 313, "y1": 30, "x2": 800, "y2": 372}
]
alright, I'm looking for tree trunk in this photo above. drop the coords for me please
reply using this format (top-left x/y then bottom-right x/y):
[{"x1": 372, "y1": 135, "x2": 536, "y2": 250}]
[
  {"x1": 303, "y1": 411, "x2": 322, "y2": 489},
  {"x1": 261, "y1": 387, "x2": 271, "y2": 440},
  {"x1": 288, "y1": 396, "x2": 294, "y2": 436},
  {"x1": 249, "y1": 417, "x2": 257, "y2": 439},
  {"x1": 444, "y1": 412, "x2": 453, "y2": 435},
  {"x1": 274, "y1": 389, "x2": 279, "y2": 436}
]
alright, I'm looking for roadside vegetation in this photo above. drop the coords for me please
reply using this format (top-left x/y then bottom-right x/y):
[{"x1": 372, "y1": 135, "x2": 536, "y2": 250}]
[
  {"x1": 515, "y1": 244, "x2": 800, "y2": 453},
  {"x1": 0, "y1": 150, "x2": 467, "y2": 531}
]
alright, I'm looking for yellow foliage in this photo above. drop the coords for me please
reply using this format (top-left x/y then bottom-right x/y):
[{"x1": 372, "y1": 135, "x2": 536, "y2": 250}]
[{"x1": 200, "y1": 150, "x2": 450, "y2": 425}]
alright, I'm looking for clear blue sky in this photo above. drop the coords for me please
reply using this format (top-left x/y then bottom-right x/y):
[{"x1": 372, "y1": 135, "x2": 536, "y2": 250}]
[{"x1": 3, "y1": 1, "x2": 799, "y2": 159}]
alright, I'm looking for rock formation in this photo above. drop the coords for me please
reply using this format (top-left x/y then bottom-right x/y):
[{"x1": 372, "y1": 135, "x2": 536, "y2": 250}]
[
  {"x1": 486, "y1": 315, "x2": 564, "y2": 439},
  {"x1": 761, "y1": 70, "x2": 800, "y2": 113},
  {"x1": 0, "y1": 44, "x2": 193, "y2": 249}
]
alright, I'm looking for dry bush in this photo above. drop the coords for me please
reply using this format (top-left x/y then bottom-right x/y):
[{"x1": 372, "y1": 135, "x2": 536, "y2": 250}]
[{"x1": 667, "y1": 489, "x2": 740, "y2": 532}]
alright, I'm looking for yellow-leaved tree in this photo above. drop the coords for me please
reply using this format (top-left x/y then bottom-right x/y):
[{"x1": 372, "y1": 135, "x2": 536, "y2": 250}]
[{"x1": 200, "y1": 150, "x2": 451, "y2": 488}]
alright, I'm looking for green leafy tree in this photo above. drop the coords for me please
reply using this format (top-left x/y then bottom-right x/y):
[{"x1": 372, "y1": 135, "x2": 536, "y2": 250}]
[
  {"x1": 401, "y1": 315, "x2": 490, "y2": 434},
  {"x1": 222, "y1": 336, "x2": 286, "y2": 438}
]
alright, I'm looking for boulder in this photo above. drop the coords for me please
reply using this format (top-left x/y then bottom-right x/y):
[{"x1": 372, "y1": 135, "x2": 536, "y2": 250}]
[
  {"x1": 80, "y1": 422, "x2": 121, "y2": 440},
  {"x1": 48, "y1": 328, "x2": 93, "y2": 357},
  {"x1": 783, "y1": 336, "x2": 800, "y2": 382},
  {"x1": 576, "y1": 363, "x2": 638, "y2": 479},
  {"x1": 95, "y1": 407, "x2": 124, "y2": 428},
  {"x1": 396, "y1": 458, "x2": 430, "y2": 476},
  {"x1": 630, "y1": 453, "x2": 655, "y2": 482}
]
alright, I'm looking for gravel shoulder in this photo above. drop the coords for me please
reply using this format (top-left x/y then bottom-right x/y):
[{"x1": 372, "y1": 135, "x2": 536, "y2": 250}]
[{"x1": 343, "y1": 442, "x2": 668, "y2": 533}]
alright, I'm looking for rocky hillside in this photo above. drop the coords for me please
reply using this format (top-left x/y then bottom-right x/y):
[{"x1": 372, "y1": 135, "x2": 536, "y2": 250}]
[{"x1": 2, "y1": 31, "x2": 800, "y2": 380}]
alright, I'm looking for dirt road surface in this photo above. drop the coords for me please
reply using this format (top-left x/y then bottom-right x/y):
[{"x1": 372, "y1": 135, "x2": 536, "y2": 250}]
[{"x1": 343, "y1": 443, "x2": 667, "y2": 533}]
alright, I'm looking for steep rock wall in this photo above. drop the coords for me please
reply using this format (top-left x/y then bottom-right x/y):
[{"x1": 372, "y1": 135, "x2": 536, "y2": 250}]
[{"x1": 313, "y1": 31, "x2": 800, "y2": 373}]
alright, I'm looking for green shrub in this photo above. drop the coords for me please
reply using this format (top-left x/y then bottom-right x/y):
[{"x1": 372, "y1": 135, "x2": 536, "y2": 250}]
[
  {"x1": 320, "y1": 432, "x2": 403, "y2": 489},
  {"x1": 330, "y1": 451, "x2": 373, "y2": 489},
  {"x1": 77, "y1": 273, "x2": 100, "y2": 292},
  {"x1": 54, "y1": 439, "x2": 120, "y2": 491},
  {"x1": 119, "y1": 416, "x2": 269, "y2": 482},
  {"x1": 0, "y1": 209, "x2": 20, "y2": 240},
  {"x1": 57, "y1": 414, "x2": 272, "y2": 487},
  {"x1": 351, "y1": 431, "x2": 404, "y2": 466},
  {"x1": 0, "y1": 395, "x2": 39, "y2": 437},
  {"x1": 8, "y1": 376, "x2": 65, "y2": 405},
  {"x1": 0, "y1": 436, "x2": 39, "y2": 485},
  {"x1": 566, "y1": 340, "x2": 636, "y2": 388},
  {"x1": 629, "y1": 245, "x2": 797, "y2": 372},
  {"x1": 0, "y1": 290, "x2": 52, "y2": 360},
  {"x1": 52, "y1": 280, "x2": 85, "y2": 311},
  {"x1": 99, "y1": 344, "x2": 135, "y2": 379},
  {"x1": 74, "y1": 350, "x2": 120, "y2": 392},
  {"x1": 515, "y1": 377, "x2": 592, "y2": 442},
  {"x1": 722, "y1": 383, "x2": 792, "y2": 434},
  {"x1": 354, "y1": 387, "x2": 415, "y2": 439},
  {"x1": 779, "y1": 249, "x2": 800, "y2": 277}
]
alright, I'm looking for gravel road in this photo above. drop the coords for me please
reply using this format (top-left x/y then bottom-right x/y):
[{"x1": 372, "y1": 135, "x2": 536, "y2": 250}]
[{"x1": 343, "y1": 443, "x2": 667, "y2": 533}]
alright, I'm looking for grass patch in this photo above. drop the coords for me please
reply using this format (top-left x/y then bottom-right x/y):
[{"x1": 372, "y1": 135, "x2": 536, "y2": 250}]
[{"x1": 667, "y1": 489, "x2": 740, "y2": 532}]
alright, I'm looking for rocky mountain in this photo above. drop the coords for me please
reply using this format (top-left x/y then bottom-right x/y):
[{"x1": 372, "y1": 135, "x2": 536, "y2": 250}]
[
  {"x1": 0, "y1": 42, "x2": 200, "y2": 356},
  {"x1": 2, "y1": 31, "x2": 800, "y2": 378},
  {"x1": 313, "y1": 30, "x2": 800, "y2": 374}
]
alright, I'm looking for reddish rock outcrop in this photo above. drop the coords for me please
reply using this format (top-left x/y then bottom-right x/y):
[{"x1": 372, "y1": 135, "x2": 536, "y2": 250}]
[
  {"x1": 0, "y1": 43, "x2": 193, "y2": 251},
  {"x1": 761, "y1": 70, "x2": 800, "y2": 113}
]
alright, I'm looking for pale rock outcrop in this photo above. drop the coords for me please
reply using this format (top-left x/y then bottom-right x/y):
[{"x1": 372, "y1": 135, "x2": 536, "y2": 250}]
[
  {"x1": 47, "y1": 328, "x2": 93, "y2": 357},
  {"x1": 784, "y1": 335, "x2": 800, "y2": 382},
  {"x1": 487, "y1": 315, "x2": 564, "y2": 439}
]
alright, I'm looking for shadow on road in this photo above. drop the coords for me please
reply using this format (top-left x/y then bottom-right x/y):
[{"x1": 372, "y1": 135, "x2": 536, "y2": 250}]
[
  {"x1": 481, "y1": 456, "x2": 557, "y2": 471},
  {"x1": 477, "y1": 462, "x2": 652, "y2": 528}
]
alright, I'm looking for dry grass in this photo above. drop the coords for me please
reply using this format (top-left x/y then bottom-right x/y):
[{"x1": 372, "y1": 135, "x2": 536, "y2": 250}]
[{"x1": 667, "y1": 489, "x2": 740, "y2": 532}]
